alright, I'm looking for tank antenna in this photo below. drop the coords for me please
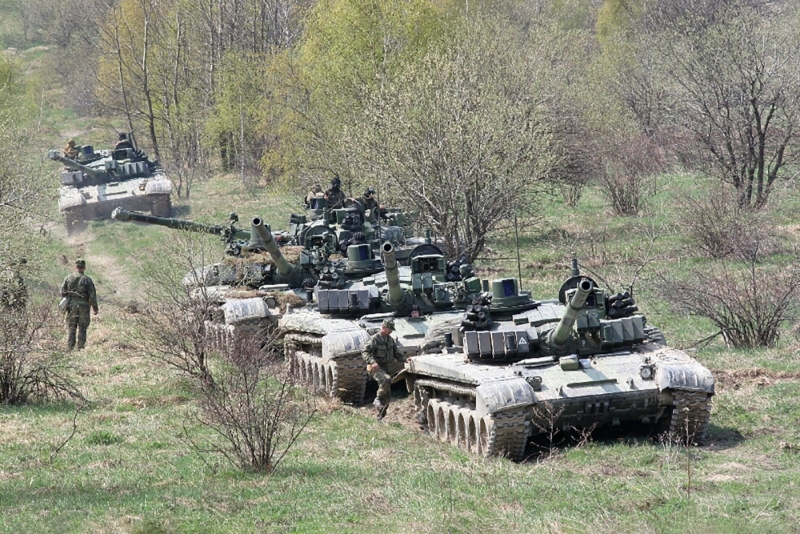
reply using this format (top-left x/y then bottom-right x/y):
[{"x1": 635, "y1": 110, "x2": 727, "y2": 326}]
[{"x1": 514, "y1": 212, "x2": 523, "y2": 288}]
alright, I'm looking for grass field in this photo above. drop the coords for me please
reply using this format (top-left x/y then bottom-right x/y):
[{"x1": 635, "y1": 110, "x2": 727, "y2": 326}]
[{"x1": 3, "y1": 42, "x2": 800, "y2": 534}]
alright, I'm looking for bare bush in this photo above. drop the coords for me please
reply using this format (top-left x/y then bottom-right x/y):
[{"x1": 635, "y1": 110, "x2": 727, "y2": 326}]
[
  {"x1": 130, "y1": 236, "x2": 315, "y2": 473},
  {"x1": 678, "y1": 185, "x2": 778, "y2": 261},
  {"x1": 0, "y1": 296, "x2": 84, "y2": 405},
  {"x1": 193, "y1": 330, "x2": 315, "y2": 473},
  {"x1": 598, "y1": 133, "x2": 664, "y2": 216},
  {"x1": 658, "y1": 258, "x2": 800, "y2": 348}
]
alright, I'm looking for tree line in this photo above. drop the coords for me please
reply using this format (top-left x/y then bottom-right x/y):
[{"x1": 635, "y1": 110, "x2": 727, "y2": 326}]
[{"x1": 5, "y1": 0, "x2": 798, "y2": 260}]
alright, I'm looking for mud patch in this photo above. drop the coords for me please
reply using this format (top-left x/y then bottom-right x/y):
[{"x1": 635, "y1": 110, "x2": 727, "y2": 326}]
[{"x1": 713, "y1": 368, "x2": 800, "y2": 391}]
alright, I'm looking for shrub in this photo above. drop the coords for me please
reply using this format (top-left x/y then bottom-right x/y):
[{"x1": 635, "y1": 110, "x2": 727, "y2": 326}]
[
  {"x1": 659, "y1": 258, "x2": 800, "y2": 348},
  {"x1": 0, "y1": 295, "x2": 84, "y2": 405},
  {"x1": 678, "y1": 185, "x2": 778, "y2": 261},
  {"x1": 598, "y1": 133, "x2": 663, "y2": 216}
]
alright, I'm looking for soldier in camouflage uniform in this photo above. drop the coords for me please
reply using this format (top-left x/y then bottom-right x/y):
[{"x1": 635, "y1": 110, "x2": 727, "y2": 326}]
[
  {"x1": 360, "y1": 187, "x2": 386, "y2": 222},
  {"x1": 362, "y1": 318, "x2": 403, "y2": 419},
  {"x1": 60, "y1": 259, "x2": 98, "y2": 351},
  {"x1": 324, "y1": 177, "x2": 347, "y2": 210}
]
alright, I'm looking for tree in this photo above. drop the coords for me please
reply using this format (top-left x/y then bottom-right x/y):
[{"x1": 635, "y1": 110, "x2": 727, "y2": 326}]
[
  {"x1": 347, "y1": 17, "x2": 557, "y2": 261},
  {"x1": 639, "y1": 0, "x2": 800, "y2": 208}
]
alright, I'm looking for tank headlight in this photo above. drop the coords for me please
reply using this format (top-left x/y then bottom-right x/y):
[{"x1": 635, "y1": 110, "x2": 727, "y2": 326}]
[{"x1": 640, "y1": 365, "x2": 654, "y2": 380}]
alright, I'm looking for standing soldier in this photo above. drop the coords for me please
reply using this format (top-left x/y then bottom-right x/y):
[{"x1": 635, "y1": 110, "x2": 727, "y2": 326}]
[
  {"x1": 362, "y1": 318, "x2": 403, "y2": 419},
  {"x1": 61, "y1": 259, "x2": 98, "y2": 351}
]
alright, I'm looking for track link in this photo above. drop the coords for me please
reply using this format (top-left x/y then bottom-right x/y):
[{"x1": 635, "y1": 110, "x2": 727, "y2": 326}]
[
  {"x1": 287, "y1": 344, "x2": 366, "y2": 404},
  {"x1": 664, "y1": 390, "x2": 712, "y2": 445}
]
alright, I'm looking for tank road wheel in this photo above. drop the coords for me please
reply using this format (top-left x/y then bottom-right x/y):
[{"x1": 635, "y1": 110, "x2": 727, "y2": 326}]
[
  {"x1": 323, "y1": 354, "x2": 366, "y2": 405},
  {"x1": 446, "y1": 405, "x2": 460, "y2": 445},
  {"x1": 467, "y1": 413, "x2": 481, "y2": 454},
  {"x1": 661, "y1": 390, "x2": 713, "y2": 445},
  {"x1": 478, "y1": 416, "x2": 497, "y2": 457},
  {"x1": 427, "y1": 400, "x2": 441, "y2": 439},
  {"x1": 151, "y1": 195, "x2": 172, "y2": 217},
  {"x1": 456, "y1": 408, "x2": 472, "y2": 450}
]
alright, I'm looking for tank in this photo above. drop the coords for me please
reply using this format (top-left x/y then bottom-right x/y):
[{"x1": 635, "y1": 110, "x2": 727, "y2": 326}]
[
  {"x1": 48, "y1": 136, "x2": 173, "y2": 233},
  {"x1": 403, "y1": 260, "x2": 715, "y2": 460},
  {"x1": 280, "y1": 242, "x2": 483, "y2": 404},
  {"x1": 289, "y1": 198, "x2": 420, "y2": 265}
]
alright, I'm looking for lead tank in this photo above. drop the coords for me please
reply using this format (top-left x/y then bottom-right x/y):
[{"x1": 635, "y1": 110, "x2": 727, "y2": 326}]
[
  {"x1": 49, "y1": 137, "x2": 172, "y2": 233},
  {"x1": 403, "y1": 261, "x2": 715, "y2": 460}
]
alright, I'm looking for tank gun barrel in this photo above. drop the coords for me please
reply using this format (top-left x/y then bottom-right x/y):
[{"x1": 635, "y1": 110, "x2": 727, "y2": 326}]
[
  {"x1": 251, "y1": 216, "x2": 295, "y2": 278},
  {"x1": 47, "y1": 150, "x2": 104, "y2": 179},
  {"x1": 112, "y1": 207, "x2": 250, "y2": 240},
  {"x1": 382, "y1": 242, "x2": 404, "y2": 306},
  {"x1": 550, "y1": 278, "x2": 593, "y2": 348}
]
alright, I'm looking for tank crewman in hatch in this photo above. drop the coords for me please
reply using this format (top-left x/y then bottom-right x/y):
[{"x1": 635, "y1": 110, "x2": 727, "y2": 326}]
[
  {"x1": 362, "y1": 318, "x2": 404, "y2": 420},
  {"x1": 304, "y1": 184, "x2": 323, "y2": 208},
  {"x1": 324, "y1": 177, "x2": 347, "y2": 210},
  {"x1": 359, "y1": 186, "x2": 386, "y2": 221},
  {"x1": 114, "y1": 132, "x2": 134, "y2": 150},
  {"x1": 60, "y1": 258, "x2": 98, "y2": 351},
  {"x1": 63, "y1": 139, "x2": 79, "y2": 159}
]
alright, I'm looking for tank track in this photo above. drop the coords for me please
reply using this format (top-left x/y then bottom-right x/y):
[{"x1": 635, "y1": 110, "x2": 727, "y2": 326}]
[
  {"x1": 644, "y1": 325, "x2": 667, "y2": 346},
  {"x1": 663, "y1": 389, "x2": 712, "y2": 445},
  {"x1": 416, "y1": 383, "x2": 529, "y2": 461},
  {"x1": 287, "y1": 346, "x2": 367, "y2": 405},
  {"x1": 151, "y1": 195, "x2": 172, "y2": 217}
]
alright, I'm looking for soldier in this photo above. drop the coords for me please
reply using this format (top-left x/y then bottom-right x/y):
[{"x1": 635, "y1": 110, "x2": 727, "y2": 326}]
[
  {"x1": 324, "y1": 177, "x2": 346, "y2": 210},
  {"x1": 60, "y1": 258, "x2": 99, "y2": 351},
  {"x1": 63, "y1": 139, "x2": 79, "y2": 159},
  {"x1": 362, "y1": 318, "x2": 404, "y2": 420},
  {"x1": 360, "y1": 187, "x2": 386, "y2": 221},
  {"x1": 304, "y1": 184, "x2": 323, "y2": 208},
  {"x1": 114, "y1": 132, "x2": 133, "y2": 150}
]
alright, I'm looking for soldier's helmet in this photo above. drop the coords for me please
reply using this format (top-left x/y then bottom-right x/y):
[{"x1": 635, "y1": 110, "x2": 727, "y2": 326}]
[
  {"x1": 75, "y1": 259, "x2": 86, "y2": 268},
  {"x1": 382, "y1": 318, "x2": 396, "y2": 331},
  {"x1": 331, "y1": 177, "x2": 341, "y2": 189},
  {"x1": 364, "y1": 187, "x2": 375, "y2": 198}
]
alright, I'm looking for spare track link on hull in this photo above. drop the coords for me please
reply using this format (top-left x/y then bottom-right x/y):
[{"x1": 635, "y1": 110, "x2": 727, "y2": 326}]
[
  {"x1": 416, "y1": 383, "x2": 528, "y2": 461},
  {"x1": 665, "y1": 389, "x2": 712, "y2": 445},
  {"x1": 289, "y1": 348, "x2": 366, "y2": 405}
]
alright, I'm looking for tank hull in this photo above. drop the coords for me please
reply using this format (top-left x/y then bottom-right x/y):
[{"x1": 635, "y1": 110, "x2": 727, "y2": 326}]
[{"x1": 406, "y1": 341, "x2": 714, "y2": 461}]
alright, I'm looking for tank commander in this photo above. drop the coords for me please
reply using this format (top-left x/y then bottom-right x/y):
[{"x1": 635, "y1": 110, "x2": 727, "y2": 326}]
[
  {"x1": 362, "y1": 318, "x2": 404, "y2": 420},
  {"x1": 60, "y1": 258, "x2": 98, "y2": 351},
  {"x1": 115, "y1": 132, "x2": 134, "y2": 150},
  {"x1": 324, "y1": 177, "x2": 347, "y2": 210},
  {"x1": 63, "y1": 139, "x2": 79, "y2": 159}
]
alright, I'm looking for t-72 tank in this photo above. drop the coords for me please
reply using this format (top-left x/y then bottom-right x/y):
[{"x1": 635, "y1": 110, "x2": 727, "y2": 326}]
[
  {"x1": 280, "y1": 242, "x2": 483, "y2": 404},
  {"x1": 403, "y1": 261, "x2": 715, "y2": 460},
  {"x1": 48, "y1": 138, "x2": 172, "y2": 233}
]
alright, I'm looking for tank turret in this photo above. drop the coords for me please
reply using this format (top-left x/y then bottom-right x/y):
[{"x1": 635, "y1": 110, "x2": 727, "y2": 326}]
[
  {"x1": 48, "y1": 150, "x2": 106, "y2": 181},
  {"x1": 546, "y1": 278, "x2": 593, "y2": 354}
]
